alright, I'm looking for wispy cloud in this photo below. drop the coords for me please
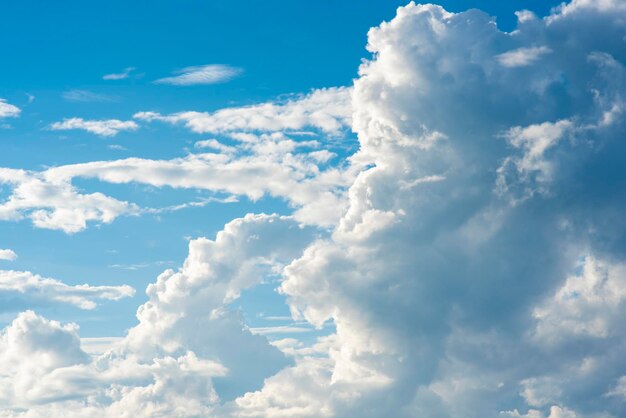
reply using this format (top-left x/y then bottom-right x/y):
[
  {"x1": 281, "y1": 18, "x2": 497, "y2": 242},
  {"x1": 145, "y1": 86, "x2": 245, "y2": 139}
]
[
  {"x1": 248, "y1": 325, "x2": 313, "y2": 335},
  {"x1": 50, "y1": 118, "x2": 139, "y2": 137},
  {"x1": 0, "y1": 99, "x2": 20, "y2": 118},
  {"x1": 0, "y1": 269, "x2": 135, "y2": 309},
  {"x1": 154, "y1": 64, "x2": 242, "y2": 86},
  {"x1": 108, "y1": 260, "x2": 174, "y2": 271},
  {"x1": 135, "y1": 87, "x2": 352, "y2": 134},
  {"x1": 103, "y1": 67, "x2": 136, "y2": 80},
  {"x1": 62, "y1": 89, "x2": 118, "y2": 103}
]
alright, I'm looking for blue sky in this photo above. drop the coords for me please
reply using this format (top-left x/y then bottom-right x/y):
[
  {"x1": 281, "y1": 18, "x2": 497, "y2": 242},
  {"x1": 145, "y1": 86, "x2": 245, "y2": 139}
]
[{"x1": 1, "y1": 1, "x2": 626, "y2": 417}]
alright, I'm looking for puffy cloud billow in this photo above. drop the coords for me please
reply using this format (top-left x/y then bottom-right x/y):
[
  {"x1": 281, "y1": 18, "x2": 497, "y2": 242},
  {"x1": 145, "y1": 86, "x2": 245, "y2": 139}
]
[{"x1": 1, "y1": 0, "x2": 626, "y2": 417}]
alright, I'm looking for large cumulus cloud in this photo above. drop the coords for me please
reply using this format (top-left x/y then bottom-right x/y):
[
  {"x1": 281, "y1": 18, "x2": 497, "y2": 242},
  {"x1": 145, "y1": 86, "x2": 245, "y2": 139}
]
[
  {"x1": 238, "y1": 1, "x2": 626, "y2": 417},
  {"x1": 0, "y1": 214, "x2": 316, "y2": 417}
]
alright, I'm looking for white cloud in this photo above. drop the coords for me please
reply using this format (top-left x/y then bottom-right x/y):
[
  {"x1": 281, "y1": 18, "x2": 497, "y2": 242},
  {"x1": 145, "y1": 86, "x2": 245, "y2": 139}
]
[
  {"x1": 550, "y1": 0, "x2": 626, "y2": 19},
  {"x1": 154, "y1": 64, "x2": 242, "y2": 86},
  {"x1": 103, "y1": 67, "x2": 136, "y2": 80},
  {"x1": 249, "y1": 325, "x2": 313, "y2": 335},
  {"x1": 0, "y1": 99, "x2": 20, "y2": 118},
  {"x1": 0, "y1": 128, "x2": 358, "y2": 232},
  {"x1": 0, "y1": 214, "x2": 316, "y2": 416},
  {"x1": 500, "y1": 407, "x2": 579, "y2": 418},
  {"x1": 194, "y1": 139, "x2": 236, "y2": 153},
  {"x1": 0, "y1": 167, "x2": 139, "y2": 233},
  {"x1": 497, "y1": 46, "x2": 552, "y2": 67},
  {"x1": 0, "y1": 87, "x2": 354, "y2": 233},
  {"x1": 0, "y1": 249, "x2": 17, "y2": 261},
  {"x1": 1, "y1": 0, "x2": 626, "y2": 416},
  {"x1": 241, "y1": 2, "x2": 626, "y2": 417},
  {"x1": 532, "y1": 256, "x2": 626, "y2": 343},
  {"x1": 0, "y1": 269, "x2": 135, "y2": 310},
  {"x1": 61, "y1": 90, "x2": 118, "y2": 103},
  {"x1": 80, "y1": 337, "x2": 123, "y2": 356},
  {"x1": 135, "y1": 87, "x2": 352, "y2": 135},
  {"x1": 49, "y1": 118, "x2": 139, "y2": 137},
  {"x1": 496, "y1": 119, "x2": 574, "y2": 201},
  {"x1": 0, "y1": 311, "x2": 90, "y2": 408}
]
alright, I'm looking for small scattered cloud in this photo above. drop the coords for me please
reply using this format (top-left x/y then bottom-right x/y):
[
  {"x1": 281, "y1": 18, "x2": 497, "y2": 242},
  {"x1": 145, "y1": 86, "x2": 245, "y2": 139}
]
[
  {"x1": 103, "y1": 67, "x2": 136, "y2": 80},
  {"x1": 50, "y1": 118, "x2": 139, "y2": 137},
  {"x1": 0, "y1": 250, "x2": 17, "y2": 261},
  {"x1": 0, "y1": 99, "x2": 20, "y2": 118},
  {"x1": 154, "y1": 64, "x2": 242, "y2": 86},
  {"x1": 62, "y1": 89, "x2": 118, "y2": 103}
]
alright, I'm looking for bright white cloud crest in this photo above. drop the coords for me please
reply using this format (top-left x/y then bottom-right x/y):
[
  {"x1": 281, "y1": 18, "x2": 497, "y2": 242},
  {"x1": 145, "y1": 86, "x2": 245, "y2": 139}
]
[{"x1": 0, "y1": 0, "x2": 626, "y2": 417}]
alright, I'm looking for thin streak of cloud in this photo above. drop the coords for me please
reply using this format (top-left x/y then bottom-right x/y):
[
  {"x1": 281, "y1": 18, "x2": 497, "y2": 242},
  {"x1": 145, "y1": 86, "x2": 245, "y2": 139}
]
[
  {"x1": 103, "y1": 67, "x2": 136, "y2": 80},
  {"x1": 249, "y1": 326, "x2": 313, "y2": 335},
  {"x1": 154, "y1": 64, "x2": 242, "y2": 86},
  {"x1": 62, "y1": 90, "x2": 118, "y2": 103}
]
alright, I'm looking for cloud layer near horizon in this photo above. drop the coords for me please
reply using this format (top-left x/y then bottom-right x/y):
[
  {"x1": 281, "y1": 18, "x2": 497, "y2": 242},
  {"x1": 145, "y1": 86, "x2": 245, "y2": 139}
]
[{"x1": 1, "y1": 0, "x2": 626, "y2": 417}]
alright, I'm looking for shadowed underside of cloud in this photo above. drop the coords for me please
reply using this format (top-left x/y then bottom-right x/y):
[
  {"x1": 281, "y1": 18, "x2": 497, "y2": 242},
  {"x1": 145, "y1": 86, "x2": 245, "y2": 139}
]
[{"x1": 1, "y1": 0, "x2": 626, "y2": 417}]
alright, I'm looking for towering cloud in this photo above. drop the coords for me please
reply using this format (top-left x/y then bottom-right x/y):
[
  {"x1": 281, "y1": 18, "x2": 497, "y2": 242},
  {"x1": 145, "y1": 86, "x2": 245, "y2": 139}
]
[{"x1": 234, "y1": 1, "x2": 626, "y2": 417}]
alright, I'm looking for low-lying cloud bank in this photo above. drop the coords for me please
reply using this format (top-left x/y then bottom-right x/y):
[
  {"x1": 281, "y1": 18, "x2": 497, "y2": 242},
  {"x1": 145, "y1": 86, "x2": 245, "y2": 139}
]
[{"x1": 1, "y1": 0, "x2": 626, "y2": 417}]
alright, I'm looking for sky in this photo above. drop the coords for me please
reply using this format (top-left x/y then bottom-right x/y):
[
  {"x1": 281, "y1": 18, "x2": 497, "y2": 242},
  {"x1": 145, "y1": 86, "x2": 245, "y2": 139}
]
[{"x1": 0, "y1": 0, "x2": 625, "y2": 417}]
